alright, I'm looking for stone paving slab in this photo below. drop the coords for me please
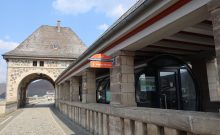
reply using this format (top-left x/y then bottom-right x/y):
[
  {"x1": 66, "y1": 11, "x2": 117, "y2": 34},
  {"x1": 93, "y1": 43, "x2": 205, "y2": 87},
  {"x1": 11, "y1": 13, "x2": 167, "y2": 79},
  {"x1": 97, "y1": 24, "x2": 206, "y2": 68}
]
[{"x1": 0, "y1": 102, "x2": 90, "y2": 135}]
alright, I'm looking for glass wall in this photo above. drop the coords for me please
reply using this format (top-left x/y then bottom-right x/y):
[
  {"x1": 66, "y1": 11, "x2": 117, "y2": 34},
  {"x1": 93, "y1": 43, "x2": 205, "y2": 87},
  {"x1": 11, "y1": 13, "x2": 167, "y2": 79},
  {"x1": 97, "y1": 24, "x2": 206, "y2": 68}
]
[
  {"x1": 96, "y1": 76, "x2": 110, "y2": 104},
  {"x1": 180, "y1": 69, "x2": 196, "y2": 110},
  {"x1": 135, "y1": 55, "x2": 198, "y2": 111},
  {"x1": 135, "y1": 68, "x2": 158, "y2": 107}
]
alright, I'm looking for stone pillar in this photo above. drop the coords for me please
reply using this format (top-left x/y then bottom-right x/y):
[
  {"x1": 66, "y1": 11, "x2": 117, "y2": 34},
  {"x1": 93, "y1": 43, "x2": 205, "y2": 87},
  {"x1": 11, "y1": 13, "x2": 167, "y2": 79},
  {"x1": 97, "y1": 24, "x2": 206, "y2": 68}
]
[
  {"x1": 55, "y1": 84, "x2": 58, "y2": 107},
  {"x1": 64, "y1": 81, "x2": 70, "y2": 101},
  {"x1": 209, "y1": 0, "x2": 220, "y2": 100},
  {"x1": 164, "y1": 127, "x2": 180, "y2": 135},
  {"x1": 206, "y1": 59, "x2": 220, "y2": 101},
  {"x1": 63, "y1": 82, "x2": 67, "y2": 101},
  {"x1": 69, "y1": 79, "x2": 73, "y2": 102},
  {"x1": 67, "y1": 81, "x2": 70, "y2": 101},
  {"x1": 124, "y1": 119, "x2": 134, "y2": 135},
  {"x1": 55, "y1": 84, "x2": 58, "y2": 100},
  {"x1": 60, "y1": 83, "x2": 64, "y2": 100},
  {"x1": 134, "y1": 121, "x2": 146, "y2": 135},
  {"x1": 94, "y1": 112, "x2": 98, "y2": 135},
  {"x1": 147, "y1": 124, "x2": 161, "y2": 135},
  {"x1": 89, "y1": 111, "x2": 94, "y2": 133},
  {"x1": 57, "y1": 85, "x2": 60, "y2": 100},
  {"x1": 59, "y1": 85, "x2": 62, "y2": 100},
  {"x1": 103, "y1": 114, "x2": 108, "y2": 135},
  {"x1": 82, "y1": 69, "x2": 96, "y2": 103},
  {"x1": 110, "y1": 51, "x2": 136, "y2": 106},
  {"x1": 86, "y1": 110, "x2": 90, "y2": 130},
  {"x1": 98, "y1": 113, "x2": 103, "y2": 135},
  {"x1": 109, "y1": 116, "x2": 123, "y2": 135},
  {"x1": 62, "y1": 83, "x2": 66, "y2": 101},
  {"x1": 71, "y1": 77, "x2": 80, "y2": 101}
]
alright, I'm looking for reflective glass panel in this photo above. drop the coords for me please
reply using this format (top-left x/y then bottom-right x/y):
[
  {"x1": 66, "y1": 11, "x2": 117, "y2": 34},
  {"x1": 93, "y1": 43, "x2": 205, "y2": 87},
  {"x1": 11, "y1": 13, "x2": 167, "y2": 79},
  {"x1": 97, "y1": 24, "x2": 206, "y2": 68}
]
[{"x1": 180, "y1": 69, "x2": 196, "y2": 110}]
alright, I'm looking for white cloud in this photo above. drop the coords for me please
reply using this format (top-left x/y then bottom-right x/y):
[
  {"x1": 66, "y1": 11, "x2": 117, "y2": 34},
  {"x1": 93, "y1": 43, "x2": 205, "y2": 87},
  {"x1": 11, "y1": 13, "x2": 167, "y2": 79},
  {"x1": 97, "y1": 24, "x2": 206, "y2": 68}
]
[
  {"x1": 0, "y1": 39, "x2": 19, "y2": 83},
  {"x1": 52, "y1": 0, "x2": 95, "y2": 15},
  {"x1": 107, "y1": 4, "x2": 125, "y2": 18},
  {"x1": 97, "y1": 23, "x2": 109, "y2": 31},
  {"x1": 52, "y1": 0, "x2": 137, "y2": 19},
  {"x1": 0, "y1": 39, "x2": 19, "y2": 51},
  {"x1": 0, "y1": 59, "x2": 7, "y2": 83}
]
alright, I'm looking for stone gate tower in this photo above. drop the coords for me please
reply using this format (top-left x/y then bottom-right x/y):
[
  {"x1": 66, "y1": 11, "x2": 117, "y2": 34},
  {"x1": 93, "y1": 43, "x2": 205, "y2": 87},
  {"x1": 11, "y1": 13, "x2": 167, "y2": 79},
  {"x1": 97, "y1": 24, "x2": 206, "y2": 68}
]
[{"x1": 2, "y1": 21, "x2": 87, "y2": 113}]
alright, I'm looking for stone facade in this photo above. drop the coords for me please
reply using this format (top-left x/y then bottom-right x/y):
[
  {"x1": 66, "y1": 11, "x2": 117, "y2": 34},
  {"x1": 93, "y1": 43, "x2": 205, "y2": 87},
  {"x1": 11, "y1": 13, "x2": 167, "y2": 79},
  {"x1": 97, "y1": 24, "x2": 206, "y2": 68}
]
[
  {"x1": 6, "y1": 58, "x2": 72, "y2": 102},
  {"x1": 2, "y1": 23, "x2": 87, "y2": 114}
]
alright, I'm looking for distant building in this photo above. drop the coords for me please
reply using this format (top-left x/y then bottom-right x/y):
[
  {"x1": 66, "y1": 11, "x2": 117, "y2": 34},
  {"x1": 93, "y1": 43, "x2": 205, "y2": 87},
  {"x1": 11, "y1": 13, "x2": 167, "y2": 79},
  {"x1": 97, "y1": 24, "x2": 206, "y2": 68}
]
[
  {"x1": 2, "y1": 21, "x2": 87, "y2": 112},
  {"x1": 46, "y1": 91, "x2": 55, "y2": 101}
]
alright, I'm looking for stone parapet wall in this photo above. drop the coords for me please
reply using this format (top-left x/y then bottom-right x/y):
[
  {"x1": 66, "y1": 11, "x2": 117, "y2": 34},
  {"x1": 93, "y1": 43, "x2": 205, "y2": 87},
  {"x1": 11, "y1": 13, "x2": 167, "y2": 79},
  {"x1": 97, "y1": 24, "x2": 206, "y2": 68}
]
[
  {"x1": 0, "y1": 101, "x2": 6, "y2": 114},
  {"x1": 56, "y1": 100, "x2": 220, "y2": 135},
  {"x1": 4, "y1": 101, "x2": 17, "y2": 114}
]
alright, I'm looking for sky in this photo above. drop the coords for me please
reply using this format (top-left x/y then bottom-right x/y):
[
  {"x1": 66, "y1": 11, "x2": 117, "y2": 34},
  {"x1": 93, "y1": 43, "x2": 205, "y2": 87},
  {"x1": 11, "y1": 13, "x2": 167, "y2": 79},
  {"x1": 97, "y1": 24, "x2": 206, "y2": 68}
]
[{"x1": 0, "y1": 0, "x2": 137, "y2": 83}]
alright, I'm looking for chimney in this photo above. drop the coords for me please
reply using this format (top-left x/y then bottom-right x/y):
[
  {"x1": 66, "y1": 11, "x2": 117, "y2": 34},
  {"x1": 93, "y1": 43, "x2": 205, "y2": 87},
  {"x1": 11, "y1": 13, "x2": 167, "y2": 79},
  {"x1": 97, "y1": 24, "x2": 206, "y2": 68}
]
[{"x1": 57, "y1": 20, "x2": 61, "y2": 32}]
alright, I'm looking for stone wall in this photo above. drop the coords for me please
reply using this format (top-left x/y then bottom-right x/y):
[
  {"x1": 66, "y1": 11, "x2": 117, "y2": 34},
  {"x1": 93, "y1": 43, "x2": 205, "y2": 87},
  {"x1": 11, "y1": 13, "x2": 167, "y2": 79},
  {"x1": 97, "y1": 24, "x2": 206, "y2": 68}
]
[
  {"x1": 6, "y1": 58, "x2": 72, "y2": 102},
  {"x1": 206, "y1": 59, "x2": 220, "y2": 101},
  {"x1": 209, "y1": 0, "x2": 220, "y2": 101}
]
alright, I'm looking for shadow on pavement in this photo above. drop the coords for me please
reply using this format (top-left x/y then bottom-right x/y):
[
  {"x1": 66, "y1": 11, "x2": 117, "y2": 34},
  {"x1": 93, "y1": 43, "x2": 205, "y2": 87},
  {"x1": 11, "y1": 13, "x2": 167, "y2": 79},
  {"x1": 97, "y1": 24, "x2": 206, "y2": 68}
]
[{"x1": 49, "y1": 105, "x2": 92, "y2": 135}]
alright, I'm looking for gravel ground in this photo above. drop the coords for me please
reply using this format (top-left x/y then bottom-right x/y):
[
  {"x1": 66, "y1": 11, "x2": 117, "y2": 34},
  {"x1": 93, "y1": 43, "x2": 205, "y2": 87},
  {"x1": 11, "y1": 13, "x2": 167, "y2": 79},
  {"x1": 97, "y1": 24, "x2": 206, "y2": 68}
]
[{"x1": 0, "y1": 101, "x2": 90, "y2": 135}]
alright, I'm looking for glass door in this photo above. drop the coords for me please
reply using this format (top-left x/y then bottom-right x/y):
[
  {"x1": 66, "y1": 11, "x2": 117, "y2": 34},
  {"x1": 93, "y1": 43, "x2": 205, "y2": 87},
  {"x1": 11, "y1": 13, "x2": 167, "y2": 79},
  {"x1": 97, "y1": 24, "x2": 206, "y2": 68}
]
[{"x1": 158, "y1": 70, "x2": 179, "y2": 109}]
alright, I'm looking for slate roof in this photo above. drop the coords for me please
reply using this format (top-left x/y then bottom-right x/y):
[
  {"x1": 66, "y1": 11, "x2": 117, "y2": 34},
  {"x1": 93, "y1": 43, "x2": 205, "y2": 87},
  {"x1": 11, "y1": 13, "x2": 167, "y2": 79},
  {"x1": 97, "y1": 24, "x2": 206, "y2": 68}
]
[{"x1": 3, "y1": 25, "x2": 87, "y2": 59}]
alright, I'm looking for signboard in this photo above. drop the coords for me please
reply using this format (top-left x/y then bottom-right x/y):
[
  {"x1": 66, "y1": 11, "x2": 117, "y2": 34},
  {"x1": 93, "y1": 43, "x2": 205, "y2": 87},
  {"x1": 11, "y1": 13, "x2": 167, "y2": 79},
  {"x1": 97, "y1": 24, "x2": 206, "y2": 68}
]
[
  {"x1": 90, "y1": 54, "x2": 112, "y2": 61},
  {"x1": 90, "y1": 61, "x2": 112, "y2": 68},
  {"x1": 89, "y1": 54, "x2": 113, "y2": 68}
]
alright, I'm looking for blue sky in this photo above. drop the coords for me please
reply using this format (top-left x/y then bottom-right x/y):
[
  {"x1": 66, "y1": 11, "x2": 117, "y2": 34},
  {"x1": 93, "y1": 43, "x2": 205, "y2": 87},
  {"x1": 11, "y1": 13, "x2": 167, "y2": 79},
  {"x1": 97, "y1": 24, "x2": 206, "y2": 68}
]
[{"x1": 0, "y1": 0, "x2": 137, "y2": 83}]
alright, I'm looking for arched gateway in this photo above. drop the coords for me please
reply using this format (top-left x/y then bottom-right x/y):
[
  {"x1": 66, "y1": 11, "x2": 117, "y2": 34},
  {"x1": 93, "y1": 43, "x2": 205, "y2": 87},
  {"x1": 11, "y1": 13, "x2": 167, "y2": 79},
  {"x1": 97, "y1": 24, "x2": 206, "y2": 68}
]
[{"x1": 2, "y1": 21, "x2": 87, "y2": 113}]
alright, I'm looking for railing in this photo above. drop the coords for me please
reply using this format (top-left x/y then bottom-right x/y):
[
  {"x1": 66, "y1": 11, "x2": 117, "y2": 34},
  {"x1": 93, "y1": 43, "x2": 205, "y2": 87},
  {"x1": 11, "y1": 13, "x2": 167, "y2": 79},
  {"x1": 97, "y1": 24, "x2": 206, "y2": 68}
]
[{"x1": 57, "y1": 100, "x2": 220, "y2": 135}]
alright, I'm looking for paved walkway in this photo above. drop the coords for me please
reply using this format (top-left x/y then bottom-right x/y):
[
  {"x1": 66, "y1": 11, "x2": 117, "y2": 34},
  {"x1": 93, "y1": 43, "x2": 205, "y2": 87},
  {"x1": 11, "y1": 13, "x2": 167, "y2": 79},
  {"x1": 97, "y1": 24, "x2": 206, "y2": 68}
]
[{"x1": 0, "y1": 101, "x2": 91, "y2": 135}]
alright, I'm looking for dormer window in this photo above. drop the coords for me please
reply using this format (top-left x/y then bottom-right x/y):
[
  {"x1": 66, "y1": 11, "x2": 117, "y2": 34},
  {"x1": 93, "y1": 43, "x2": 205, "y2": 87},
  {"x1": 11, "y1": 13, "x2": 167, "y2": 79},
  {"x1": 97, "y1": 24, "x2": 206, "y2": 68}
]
[
  {"x1": 52, "y1": 44, "x2": 58, "y2": 49},
  {"x1": 40, "y1": 61, "x2": 44, "y2": 67},
  {"x1": 33, "y1": 61, "x2": 37, "y2": 66}
]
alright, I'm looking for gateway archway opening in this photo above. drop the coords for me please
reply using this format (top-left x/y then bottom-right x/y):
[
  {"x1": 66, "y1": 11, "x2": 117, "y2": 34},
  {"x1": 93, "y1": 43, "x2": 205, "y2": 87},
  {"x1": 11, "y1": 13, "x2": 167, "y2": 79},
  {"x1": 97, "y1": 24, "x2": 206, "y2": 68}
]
[
  {"x1": 27, "y1": 79, "x2": 55, "y2": 104},
  {"x1": 18, "y1": 73, "x2": 55, "y2": 108}
]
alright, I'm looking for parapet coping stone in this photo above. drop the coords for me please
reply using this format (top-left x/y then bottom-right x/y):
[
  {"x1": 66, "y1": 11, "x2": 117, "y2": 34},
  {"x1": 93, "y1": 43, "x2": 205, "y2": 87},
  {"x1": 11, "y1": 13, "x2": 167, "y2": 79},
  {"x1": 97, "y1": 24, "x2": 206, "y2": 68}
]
[{"x1": 58, "y1": 100, "x2": 220, "y2": 135}]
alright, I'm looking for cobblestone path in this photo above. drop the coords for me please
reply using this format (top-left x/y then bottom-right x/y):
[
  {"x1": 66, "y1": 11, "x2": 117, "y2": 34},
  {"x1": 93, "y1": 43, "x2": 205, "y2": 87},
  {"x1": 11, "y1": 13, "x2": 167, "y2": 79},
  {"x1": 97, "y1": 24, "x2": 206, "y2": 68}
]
[{"x1": 0, "y1": 101, "x2": 90, "y2": 135}]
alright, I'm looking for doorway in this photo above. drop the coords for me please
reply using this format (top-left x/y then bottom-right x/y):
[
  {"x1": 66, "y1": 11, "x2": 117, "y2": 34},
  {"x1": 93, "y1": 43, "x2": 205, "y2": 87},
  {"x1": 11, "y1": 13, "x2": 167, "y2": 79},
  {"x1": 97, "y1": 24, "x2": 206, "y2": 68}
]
[
  {"x1": 135, "y1": 55, "x2": 198, "y2": 111},
  {"x1": 158, "y1": 69, "x2": 179, "y2": 109}
]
